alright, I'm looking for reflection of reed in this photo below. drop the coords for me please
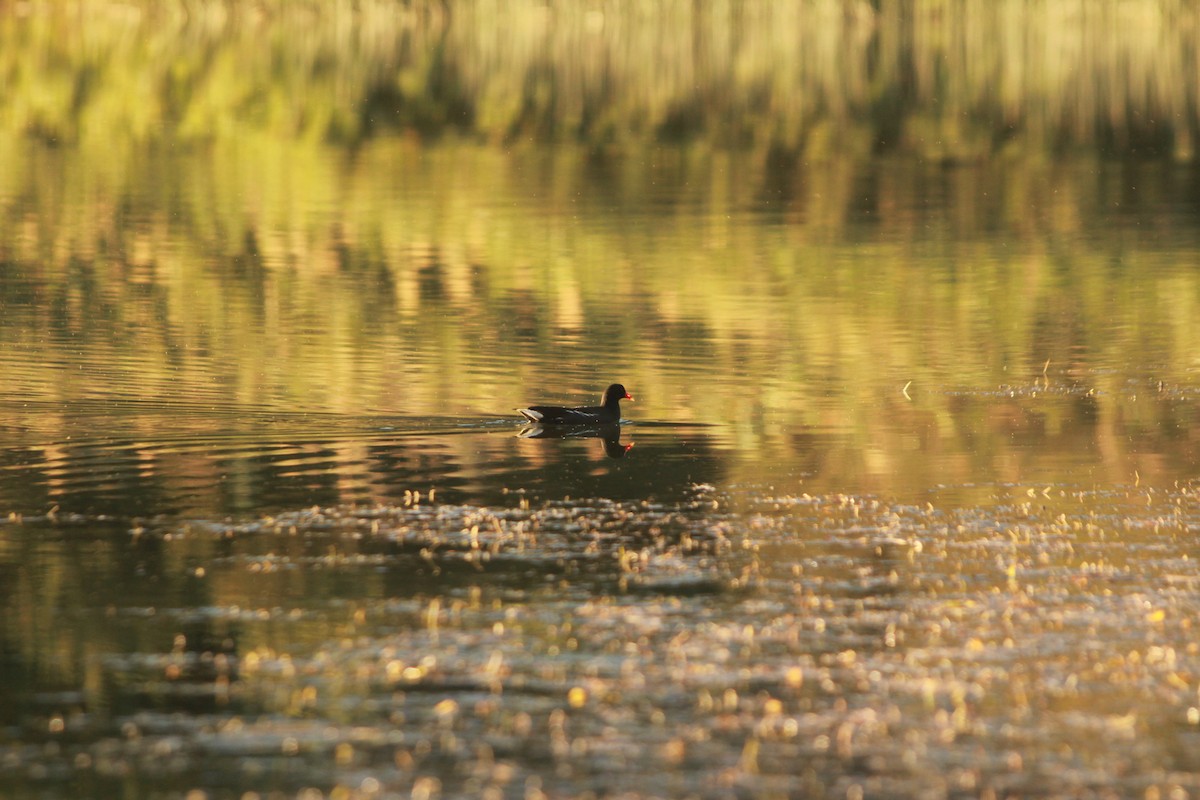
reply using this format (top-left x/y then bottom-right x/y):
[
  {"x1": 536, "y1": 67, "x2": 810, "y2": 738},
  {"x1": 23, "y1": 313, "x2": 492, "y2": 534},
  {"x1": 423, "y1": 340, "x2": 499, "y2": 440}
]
[
  {"x1": 4, "y1": 137, "x2": 1200, "y2": 499},
  {"x1": 1, "y1": 1, "x2": 1196, "y2": 156}
]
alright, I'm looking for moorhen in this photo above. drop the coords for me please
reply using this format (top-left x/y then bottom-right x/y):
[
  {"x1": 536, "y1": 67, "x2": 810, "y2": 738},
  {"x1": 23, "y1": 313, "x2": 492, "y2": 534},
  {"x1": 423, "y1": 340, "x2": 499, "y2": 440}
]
[{"x1": 517, "y1": 383, "x2": 633, "y2": 425}]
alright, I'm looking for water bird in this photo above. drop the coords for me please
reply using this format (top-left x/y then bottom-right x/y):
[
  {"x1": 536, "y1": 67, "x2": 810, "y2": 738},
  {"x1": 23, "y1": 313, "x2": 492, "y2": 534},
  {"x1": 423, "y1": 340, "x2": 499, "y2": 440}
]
[{"x1": 517, "y1": 383, "x2": 632, "y2": 425}]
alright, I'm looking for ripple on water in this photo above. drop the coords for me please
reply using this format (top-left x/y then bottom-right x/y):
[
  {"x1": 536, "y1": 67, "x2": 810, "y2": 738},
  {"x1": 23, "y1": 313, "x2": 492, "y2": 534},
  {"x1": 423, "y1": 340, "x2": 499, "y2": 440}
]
[
  {"x1": 0, "y1": 403, "x2": 730, "y2": 518},
  {"x1": 3, "y1": 482, "x2": 1200, "y2": 796}
]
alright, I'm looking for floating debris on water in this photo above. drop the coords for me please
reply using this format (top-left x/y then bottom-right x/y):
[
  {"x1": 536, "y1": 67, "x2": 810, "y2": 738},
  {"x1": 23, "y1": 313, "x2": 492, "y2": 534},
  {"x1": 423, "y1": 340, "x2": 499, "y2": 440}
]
[{"x1": 3, "y1": 483, "x2": 1200, "y2": 797}]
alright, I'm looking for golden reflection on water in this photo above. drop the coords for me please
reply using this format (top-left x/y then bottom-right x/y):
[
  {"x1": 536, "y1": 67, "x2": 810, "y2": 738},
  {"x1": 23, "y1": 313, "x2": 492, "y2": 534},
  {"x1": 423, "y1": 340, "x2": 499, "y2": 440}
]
[{"x1": 3, "y1": 135, "x2": 1200, "y2": 512}]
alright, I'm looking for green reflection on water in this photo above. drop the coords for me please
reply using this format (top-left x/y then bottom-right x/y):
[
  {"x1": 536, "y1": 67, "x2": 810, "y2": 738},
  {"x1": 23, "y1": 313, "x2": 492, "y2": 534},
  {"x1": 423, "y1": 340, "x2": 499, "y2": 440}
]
[{"x1": 3, "y1": 138, "x2": 1200, "y2": 510}]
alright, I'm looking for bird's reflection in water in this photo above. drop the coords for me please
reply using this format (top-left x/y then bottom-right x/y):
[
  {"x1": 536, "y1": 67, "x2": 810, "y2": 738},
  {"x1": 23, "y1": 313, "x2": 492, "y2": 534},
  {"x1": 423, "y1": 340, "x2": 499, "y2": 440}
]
[{"x1": 517, "y1": 423, "x2": 634, "y2": 459}]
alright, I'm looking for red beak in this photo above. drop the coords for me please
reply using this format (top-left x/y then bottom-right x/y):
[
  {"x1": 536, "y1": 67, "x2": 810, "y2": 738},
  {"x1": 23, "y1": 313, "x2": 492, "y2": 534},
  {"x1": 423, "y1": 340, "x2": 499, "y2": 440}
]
[{"x1": 625, "y1": 392, "x2": 634, "y2": 400}]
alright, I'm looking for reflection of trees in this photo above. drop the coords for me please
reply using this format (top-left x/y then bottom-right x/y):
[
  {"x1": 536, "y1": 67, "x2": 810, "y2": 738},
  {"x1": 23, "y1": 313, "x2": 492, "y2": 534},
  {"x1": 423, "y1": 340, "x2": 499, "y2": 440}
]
[
  {"x1": 4, "y1": 150, "x2": 1199, "y2": 403},
  {"x1": 4, "y1": 142, "x2": 1200, "y2": 509}
]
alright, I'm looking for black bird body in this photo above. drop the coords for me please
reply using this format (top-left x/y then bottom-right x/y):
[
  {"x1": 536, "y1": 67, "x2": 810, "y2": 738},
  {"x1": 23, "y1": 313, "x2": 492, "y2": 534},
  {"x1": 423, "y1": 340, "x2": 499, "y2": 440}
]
[{"x1": 517, "y1": 383, "x2": 632, "y2": 425}]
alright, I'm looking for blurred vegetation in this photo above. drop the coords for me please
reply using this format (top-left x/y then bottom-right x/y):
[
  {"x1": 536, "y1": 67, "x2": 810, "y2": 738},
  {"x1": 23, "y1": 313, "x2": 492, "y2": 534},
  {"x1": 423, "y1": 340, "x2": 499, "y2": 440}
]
[{"x1": 1, "y1": 0, "x2": 1198, "y2": 158}]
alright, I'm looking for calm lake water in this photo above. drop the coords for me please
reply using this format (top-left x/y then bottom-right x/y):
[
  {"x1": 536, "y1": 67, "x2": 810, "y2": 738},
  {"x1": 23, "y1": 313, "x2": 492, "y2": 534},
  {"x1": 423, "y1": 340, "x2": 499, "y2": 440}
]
[{"x1": 5, "y1": 3, "x2": 1200, "y2": 799}]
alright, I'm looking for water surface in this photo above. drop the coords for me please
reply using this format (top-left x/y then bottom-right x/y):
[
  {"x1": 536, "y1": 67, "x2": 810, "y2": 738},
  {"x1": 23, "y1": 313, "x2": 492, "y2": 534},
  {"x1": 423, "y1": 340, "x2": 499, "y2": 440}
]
[{"x1": 4, "y1": 4, "x2": 1200, "y2": 798}]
